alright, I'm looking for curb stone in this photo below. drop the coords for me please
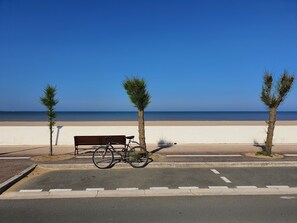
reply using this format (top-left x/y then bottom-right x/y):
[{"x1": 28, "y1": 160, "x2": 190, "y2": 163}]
[
  {"x1": 39, "y1": 161, "x2": 297, "y2": 169},
  {"x1": 0, "y1": 164, "x2": 37, "y2": 194},
  {"x1": 1, "y1": 187, "x2": 297, "y2": 200}
]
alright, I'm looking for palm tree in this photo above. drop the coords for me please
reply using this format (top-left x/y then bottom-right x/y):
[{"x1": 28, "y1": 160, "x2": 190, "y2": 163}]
[
  {"x1": 123, "y1": 77, "x2": 151, "y2": 147},
  {"x1": 40, "y1": 84, "x2": 59, "y2": 156},
  {"x1": 261, "y1": 70, "x2": 294, "y2": 155}
]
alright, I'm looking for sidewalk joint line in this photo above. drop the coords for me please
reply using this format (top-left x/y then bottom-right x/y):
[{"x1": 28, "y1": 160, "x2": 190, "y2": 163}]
[
  {"x1": 178, "y1": 186, "x2": 199, "y2": 189},
  {"x1": 280, "y1": 196, "x2": 297, "y2": 199},
  {"x1": 49, "y1": 189, "x2": 72, "y2": 192},
  {"x1": 166, "y1": 155, "x2": 242, "y2": 157},
  {"x1": 0, "y1": 157, "x2": 31, "y2": 160},
  {"x1": 266, "y1": 185, "x2": 290, "y2": 188},
  {"x1": 116, "y1": 188, "x2": 139, "y2": 191},
  {"x1": 284, "y1": 154, "x2": 297, "y2": 157},
  {"x1": 208, "y1": 186, "x2": 229, "y2": 189},
  {"x1": 86, "y1": 188, "x2": 104, "y2": 191},
  {"x1": 19, "y1": 189, "x2": 42, "y2": 192},
  {"x1": 150, "y1": 187, "x2": 169, "y2": 190},
  {"x1": 75, "y1": 156, "x2": 93, "y2": 159},
  {"x1": 236, "y1": 186, "x2": 257, "y2": 189}
]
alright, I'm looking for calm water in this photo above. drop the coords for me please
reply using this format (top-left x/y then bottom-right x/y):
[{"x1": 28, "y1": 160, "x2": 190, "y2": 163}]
[{"x1": 0, "y1": 111, "x2": 297, "y2": 121}]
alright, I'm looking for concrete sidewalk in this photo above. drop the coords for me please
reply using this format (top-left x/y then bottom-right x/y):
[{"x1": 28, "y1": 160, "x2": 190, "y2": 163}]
[{"x1": 0, "y1": 143, "x2": 297, "y2": 157}]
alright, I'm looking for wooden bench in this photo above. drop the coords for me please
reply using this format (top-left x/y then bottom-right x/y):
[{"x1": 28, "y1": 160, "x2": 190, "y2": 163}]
[{"x1": 74, "y1": 135, "x2": 126, "y2": 155}]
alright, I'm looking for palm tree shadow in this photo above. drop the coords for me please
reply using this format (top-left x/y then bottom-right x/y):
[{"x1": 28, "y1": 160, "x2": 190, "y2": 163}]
[
  {"x1": 253, "y1": 140, "x2": 266, "y2": 151},
  {"x1": 146, "y1": 143, "x2": 177, "y2": 166},
  {"x1": 150, "y1": 143, "x2": 177, "y2": 154}
]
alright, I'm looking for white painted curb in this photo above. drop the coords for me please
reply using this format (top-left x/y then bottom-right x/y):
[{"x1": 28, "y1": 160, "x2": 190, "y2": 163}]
[
  {"x1": 1, "y1": 187, "x2": 297, "y2": 200},
  {"x1": 38, "y1": 161, "x2": 297, "y2": 169},
  {"x1": 0, "y1": 164, "x2": 37, "y2": 194}
]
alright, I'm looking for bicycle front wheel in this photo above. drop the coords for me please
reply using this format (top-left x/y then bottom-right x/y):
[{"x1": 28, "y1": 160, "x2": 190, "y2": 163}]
[
  {"x1": 92, "y1": 146, "x2": 114, "y2": 169},
  {"x1": 128, "y1": 146, "x2": 149, "y2": 168}
]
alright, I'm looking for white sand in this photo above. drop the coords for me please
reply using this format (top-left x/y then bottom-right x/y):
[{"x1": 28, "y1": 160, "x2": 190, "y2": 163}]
[{"x1": 1, "y1": 120, "x2": 297, "y2": 126}]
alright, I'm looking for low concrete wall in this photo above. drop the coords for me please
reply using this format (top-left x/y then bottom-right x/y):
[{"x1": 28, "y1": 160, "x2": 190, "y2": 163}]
[{"x1": 0, "y1": 125, "x2": 296, "y2": 145}]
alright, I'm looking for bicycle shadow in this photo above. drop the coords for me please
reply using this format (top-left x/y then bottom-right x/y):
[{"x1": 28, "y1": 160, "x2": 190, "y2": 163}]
[{"x1": 109, "y1": 156, "x2": 153, "y2": 168}]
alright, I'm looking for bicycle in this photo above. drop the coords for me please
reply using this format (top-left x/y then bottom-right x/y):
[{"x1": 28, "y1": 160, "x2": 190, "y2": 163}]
[{"x1": 92, "y1": 136, "x2": 149, "y2": 169}]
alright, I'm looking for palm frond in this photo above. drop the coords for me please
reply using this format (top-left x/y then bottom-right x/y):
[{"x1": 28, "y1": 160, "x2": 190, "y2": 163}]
[
  {"x1": 261, "y1": 72, "x2": 273, "y2": 107},
  {"x1": 123, "y1": 77, "x2": 151, "y2": 110},
  {"x1": 261, "y1": 70, "x2": 294, "y2": 108},
  {"x1": 40, "y1": 84, "x2": 58, "y2": 123},
  {"x1": 276, "y1": 70, "x2": 295, "y2": 106}
]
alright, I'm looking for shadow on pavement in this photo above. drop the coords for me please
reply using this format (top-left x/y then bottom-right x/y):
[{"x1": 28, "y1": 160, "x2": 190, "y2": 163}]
[{"x1": 0, "y1": 147, "x2": 47, "y2": 156}]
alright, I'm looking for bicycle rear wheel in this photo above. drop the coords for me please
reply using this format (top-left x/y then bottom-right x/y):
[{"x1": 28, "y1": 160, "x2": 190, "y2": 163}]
[
  {"x1": 128, "y1": 146, "x2": 149, "y2": 168},
  {"x1": 92, "y1": 146, "x2": 114, "y2": 169}
]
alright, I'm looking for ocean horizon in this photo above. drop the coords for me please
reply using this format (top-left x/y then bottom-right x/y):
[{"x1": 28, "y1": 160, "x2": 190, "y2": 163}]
[{"x1": 1, "y1": 111, "x2": 297, "y2": 121}]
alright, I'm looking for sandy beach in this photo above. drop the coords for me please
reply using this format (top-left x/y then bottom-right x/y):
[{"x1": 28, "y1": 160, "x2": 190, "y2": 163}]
[{"x1": 1, "y1": 120, "x2": 297, "y2": 126}]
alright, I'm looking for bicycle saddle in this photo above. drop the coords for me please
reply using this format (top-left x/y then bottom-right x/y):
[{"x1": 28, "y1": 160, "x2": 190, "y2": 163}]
[{"x1": 126, "y1": 136, "x2": 134, "y2": 139}]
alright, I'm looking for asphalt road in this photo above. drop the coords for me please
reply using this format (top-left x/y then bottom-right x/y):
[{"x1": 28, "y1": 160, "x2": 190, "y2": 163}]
[
  {"x1": 10, "y1": 167, "x2": 297, "y2": 191},
  {"x1": 0, "y1": 195, "x2": 296, "y2": 223}
]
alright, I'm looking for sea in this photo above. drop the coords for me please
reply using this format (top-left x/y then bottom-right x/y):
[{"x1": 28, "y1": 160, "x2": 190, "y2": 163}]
[{"x1": 0, "y1": 111, "x2": 297, "y2": 121}]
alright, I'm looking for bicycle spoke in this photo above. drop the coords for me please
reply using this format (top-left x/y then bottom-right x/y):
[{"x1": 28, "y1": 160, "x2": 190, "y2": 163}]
[
  {"x1": 128, "y1": 146, "x2": 149, "y2": 168},
  {"x1": 92, "y1": 146, "x2": 114, "y2": 169}
]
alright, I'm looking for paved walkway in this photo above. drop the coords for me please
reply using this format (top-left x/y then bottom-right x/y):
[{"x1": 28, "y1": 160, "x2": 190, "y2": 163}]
[
  {"x1": 1, "y1": 143, "x2": 297, "y2": 193},
  {"x1": 1, "y1": 143, "x2": 297, "y2": 156}
]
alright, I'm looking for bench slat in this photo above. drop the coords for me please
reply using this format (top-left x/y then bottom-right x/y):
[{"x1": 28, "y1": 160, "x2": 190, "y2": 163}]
[{"x1": 74, "y1": 135, "x2": 126, "y2": 155}]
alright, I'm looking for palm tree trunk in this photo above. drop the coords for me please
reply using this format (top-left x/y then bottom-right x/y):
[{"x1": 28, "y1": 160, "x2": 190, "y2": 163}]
[
  {"x1": 265, "y1": 107, "x2": 277, "y2": 155},
  {"x1": 50, "y1": 124, "x2": 53, "y2": 156},
  {"x1": 138, "y1": 109, "x2": 146, "y2": 148}
]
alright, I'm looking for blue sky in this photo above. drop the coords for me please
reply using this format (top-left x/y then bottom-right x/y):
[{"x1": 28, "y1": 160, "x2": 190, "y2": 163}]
[{"x1": 0, "y1": 0, "x2": 296, "y2": 111}]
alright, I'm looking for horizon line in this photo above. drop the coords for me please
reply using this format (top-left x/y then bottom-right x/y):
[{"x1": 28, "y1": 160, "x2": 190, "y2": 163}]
[{"x1": 1, "y1": 110, "x2": 297, "y2": 113}]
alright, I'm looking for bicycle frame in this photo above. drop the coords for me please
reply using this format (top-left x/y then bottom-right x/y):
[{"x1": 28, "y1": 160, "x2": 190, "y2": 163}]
[
  {"x1": 108, "y1": 138, "x2": 140, "y2": 162},
  {"x1": 92, "y1": 136, "x2": 149, "y2": 169}
]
